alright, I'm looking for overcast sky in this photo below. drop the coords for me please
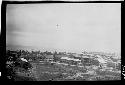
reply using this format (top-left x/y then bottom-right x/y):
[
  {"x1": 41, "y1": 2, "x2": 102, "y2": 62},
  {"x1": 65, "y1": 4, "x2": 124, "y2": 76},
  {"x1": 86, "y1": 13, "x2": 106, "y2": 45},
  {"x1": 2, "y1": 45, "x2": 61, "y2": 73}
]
[{"x1": 6, "y1": 3, "x2": 121, "y2": 53}]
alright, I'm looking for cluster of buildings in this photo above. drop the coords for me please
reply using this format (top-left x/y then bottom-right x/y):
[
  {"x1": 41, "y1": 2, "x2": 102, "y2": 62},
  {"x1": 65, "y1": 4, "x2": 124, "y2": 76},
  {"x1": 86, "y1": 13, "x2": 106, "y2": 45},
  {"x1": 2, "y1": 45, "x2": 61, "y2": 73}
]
[{"x1": 6, "y1": 50, "x2": 121, "y2": 74}]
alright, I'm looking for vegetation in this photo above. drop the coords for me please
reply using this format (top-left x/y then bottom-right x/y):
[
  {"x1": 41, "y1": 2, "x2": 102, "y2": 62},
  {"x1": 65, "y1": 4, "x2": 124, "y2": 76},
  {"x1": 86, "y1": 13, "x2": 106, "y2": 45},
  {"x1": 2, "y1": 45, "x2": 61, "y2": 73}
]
[{"x1": 6, "y1": 49, "x2": 121, "y2": 81}]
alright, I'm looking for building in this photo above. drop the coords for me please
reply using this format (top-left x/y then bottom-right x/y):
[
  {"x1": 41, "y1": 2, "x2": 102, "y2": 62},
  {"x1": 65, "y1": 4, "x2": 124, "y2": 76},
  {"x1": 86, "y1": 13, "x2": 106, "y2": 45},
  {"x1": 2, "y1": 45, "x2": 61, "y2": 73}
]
[
  {"x1": 60, "y1": 57, "x2": 81, "y2": 65},
  {"x1": 61, "y1": 57, "x2": 81, "y2": 61},
  {"x1": 45, "y1": 55, "x2": 54, "y2": 61},
  {"x1": 20, "y1": 58, "x2": 28, "y2": 62}
]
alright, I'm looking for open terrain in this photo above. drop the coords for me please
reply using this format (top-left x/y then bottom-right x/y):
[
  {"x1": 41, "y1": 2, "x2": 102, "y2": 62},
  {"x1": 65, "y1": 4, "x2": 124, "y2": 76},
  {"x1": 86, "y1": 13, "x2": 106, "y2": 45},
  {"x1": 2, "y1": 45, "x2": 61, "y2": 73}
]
[{"x1": 6, "y1": 50, "x2": 121, "y2": 81}]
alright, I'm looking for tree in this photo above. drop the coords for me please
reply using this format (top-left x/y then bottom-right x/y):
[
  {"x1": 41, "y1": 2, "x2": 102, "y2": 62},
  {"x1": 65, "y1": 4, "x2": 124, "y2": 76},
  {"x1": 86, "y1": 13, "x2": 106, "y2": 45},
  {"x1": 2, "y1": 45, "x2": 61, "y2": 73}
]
[
  {"x1": 40, "y1": 55, "x2": 46, "y2": 61},
  {"x1": 90, "y1": 59, "x2": 100, "y2": 66},
  {"x1": 53, "y1": 51, "x2": 58, "y2": 62},
  {"x1": 115, "y1": 63, "x2": 121, "y2": 70}
]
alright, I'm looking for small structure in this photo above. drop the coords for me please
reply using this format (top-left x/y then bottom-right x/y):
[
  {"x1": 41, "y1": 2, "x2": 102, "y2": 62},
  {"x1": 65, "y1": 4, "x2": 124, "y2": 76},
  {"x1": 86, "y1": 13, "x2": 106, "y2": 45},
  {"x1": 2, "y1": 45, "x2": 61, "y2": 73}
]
[
  {"x1": 60, "y1": 57, "x2": 81, "y2": 65},
  {"x1": 96, "y1": 55, "x2": 107, "y2": 64},
  {"x1": 61, "y1": 57, "x2": 81, "y2": 61},
  {"x1": 45, "y1": 55, "x2": 54, "y2": 61},
  {"x1": 20, "y1": 58, "x2": 28, "y2": 62},
  {"x1": 81, "y1": 55, "x2": 90, "y2": 58}
]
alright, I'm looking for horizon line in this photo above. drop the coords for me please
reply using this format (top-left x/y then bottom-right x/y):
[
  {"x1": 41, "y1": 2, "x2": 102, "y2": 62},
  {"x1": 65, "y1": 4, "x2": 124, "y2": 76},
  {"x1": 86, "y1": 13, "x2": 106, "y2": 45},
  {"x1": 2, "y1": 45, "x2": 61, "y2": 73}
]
[{"x1": 6, "y1": 46, "x2": 120, "y2": 56}]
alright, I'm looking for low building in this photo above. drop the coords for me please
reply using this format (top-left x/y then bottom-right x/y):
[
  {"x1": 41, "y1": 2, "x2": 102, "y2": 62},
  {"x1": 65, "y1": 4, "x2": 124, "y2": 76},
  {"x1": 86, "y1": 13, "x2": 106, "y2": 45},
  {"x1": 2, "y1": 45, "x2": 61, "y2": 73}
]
[
  {"x1": 20, "y1": 58, "x2": 28, "y2": 62},
  {"x1": 60, "y1": 57, "x2": 81, "y2": 65},
  {"x1": 61, "y1": 57, "x2": 81, "y2": 61},
  {"x1": 45, "y1": 55, "x2": 53, "y2": 59},
  {"x1": 45, "y1": 55, "x2": 54, "y2": 61},
  {"x1": 81, "y1": 55, "x2": 90, "y2": 58},
  {"x1": 96, "y1": 55, "x2": 107, "y2": 64}
]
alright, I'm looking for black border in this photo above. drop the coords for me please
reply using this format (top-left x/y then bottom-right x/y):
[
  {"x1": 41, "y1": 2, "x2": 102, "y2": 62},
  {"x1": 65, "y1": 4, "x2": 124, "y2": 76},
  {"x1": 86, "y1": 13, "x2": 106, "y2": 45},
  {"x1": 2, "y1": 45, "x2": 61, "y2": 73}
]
[
  {"x1": 2, "y1": 0, "x2": 124, "y2": 4},
  {"x1": 121, "y1": 1, "x2": 124, "y2": 81},
  {"x1": 1, "y1": 0, "x2": 123, "y2": 84}
]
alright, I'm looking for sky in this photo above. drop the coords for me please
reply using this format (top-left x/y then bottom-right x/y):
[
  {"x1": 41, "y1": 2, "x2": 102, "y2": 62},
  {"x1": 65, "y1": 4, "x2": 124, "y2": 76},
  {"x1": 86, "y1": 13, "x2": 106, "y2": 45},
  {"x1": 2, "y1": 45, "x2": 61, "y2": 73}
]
[{"x1": 6, "y1": 3, "x2": 121, "y2": 54}]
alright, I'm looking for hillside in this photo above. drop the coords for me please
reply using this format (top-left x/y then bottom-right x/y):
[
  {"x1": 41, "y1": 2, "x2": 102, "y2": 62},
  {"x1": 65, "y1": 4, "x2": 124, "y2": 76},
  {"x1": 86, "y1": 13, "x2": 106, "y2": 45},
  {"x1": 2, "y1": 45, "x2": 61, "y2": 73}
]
[{"x1": 6, "y1": 49, "x2": 121, "y2": 81}]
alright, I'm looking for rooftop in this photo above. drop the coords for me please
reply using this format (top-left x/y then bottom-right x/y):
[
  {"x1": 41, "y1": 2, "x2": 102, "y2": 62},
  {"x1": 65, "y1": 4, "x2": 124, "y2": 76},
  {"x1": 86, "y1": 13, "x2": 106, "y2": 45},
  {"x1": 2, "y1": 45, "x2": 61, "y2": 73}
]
[{"x1": 61, "y1": 57, "x2": 81, "y2": 61}]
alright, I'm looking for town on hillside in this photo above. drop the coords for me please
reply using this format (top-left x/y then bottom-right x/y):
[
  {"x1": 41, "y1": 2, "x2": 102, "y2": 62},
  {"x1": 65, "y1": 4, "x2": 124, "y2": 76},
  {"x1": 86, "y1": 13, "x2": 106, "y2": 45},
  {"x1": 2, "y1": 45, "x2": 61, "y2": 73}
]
[{"x1": 6, "y1": 49, "x2": 121, "y2": 81}]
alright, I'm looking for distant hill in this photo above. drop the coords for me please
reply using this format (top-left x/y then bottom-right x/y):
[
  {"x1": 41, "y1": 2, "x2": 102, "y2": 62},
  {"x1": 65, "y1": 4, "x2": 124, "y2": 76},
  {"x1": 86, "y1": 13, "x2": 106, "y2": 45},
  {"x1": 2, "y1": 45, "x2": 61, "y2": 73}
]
[
  {"x1": 6, "y1": 44, "x2": 35, "y2": 51},
  {"x1": 6, "y1": 44, "x2": 121, "y2": 58},
  {"x1": 6, "y1": 44, "x2": 58, "y2": 52}
]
